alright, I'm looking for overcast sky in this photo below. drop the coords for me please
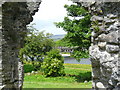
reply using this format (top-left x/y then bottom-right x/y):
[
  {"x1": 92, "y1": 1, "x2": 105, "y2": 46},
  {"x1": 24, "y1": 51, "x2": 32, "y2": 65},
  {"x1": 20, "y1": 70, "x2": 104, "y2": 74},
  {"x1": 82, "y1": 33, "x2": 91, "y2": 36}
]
[{"x1": 30, "y1": 0, "x2": 73, "y2": 35}]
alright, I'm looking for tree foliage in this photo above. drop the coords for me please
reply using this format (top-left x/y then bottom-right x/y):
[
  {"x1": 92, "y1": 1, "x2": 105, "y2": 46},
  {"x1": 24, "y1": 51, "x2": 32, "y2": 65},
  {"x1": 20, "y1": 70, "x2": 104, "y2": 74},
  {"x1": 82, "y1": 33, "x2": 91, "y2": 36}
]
[
  {"x1": 55, "y1": 38, "x2": 69, "y2": 47},
  {"x1": 55, "y1": 3, "x2": 91, "y2": 60},
  {"x1": 19, "y1": 25, "x2": 55, "y2": 63}
]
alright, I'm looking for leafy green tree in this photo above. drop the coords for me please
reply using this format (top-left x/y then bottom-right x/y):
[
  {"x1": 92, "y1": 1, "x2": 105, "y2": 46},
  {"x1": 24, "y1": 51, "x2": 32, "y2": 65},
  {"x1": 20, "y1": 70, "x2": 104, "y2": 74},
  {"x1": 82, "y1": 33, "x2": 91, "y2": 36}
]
[
  {"x1": 55, "y1": 3, "x2": 91, "y2": 60},
  {"x1": 41, "y1": 49, "x2": 65, "y2": 77},
  {"x1": 19, "y1": 25, "x2": 55, "y2": 64},
  {"x1": 55, "y1": 38, "x2": 69, "y2": 47}
]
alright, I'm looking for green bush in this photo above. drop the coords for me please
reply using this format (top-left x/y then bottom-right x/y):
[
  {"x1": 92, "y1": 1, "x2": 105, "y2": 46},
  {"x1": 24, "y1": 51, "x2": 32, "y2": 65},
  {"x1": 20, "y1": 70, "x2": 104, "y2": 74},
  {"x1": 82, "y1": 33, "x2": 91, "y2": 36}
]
[
  {"x1": 33, "y1": 61, "x2": 41, "y2": 71},
  {"x1": 77, "y1": 72, "x2": 91, "y2": 82},
  {"x1": 23, "y1": 61, "x2": 41, "y2": 73},
  {"x1": 41, "y1": 49, "x2": 65, "y2": 77},
  {"x1": 24, "y1": 64, "x2": 34, "y2": 73}
]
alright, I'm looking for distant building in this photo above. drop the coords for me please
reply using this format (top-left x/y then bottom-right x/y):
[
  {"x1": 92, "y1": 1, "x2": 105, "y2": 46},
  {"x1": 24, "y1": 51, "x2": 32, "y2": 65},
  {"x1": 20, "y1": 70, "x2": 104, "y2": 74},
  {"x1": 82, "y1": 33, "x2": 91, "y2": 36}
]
[{"x1": 57, "y1": 47, "x2": 74, "y2": 53}]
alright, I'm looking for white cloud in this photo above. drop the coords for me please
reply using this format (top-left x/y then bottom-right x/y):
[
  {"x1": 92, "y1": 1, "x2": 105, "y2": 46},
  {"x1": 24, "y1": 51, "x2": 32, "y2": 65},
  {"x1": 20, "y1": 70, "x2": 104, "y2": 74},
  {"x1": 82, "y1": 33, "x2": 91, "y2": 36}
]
[
  {"x1": 33, "y1": 0, "x2": 73, "y2": 20},
  {"x1": 31, "y1": 0, "x2": 73, "y2": 35}
]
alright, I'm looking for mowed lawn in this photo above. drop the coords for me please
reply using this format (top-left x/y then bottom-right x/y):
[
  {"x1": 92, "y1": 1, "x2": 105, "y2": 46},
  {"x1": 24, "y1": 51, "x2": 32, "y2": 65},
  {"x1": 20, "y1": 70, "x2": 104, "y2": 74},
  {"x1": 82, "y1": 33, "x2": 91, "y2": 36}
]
[{"x1": 23, "y1": 64, "x2": 92, "y2": 88}]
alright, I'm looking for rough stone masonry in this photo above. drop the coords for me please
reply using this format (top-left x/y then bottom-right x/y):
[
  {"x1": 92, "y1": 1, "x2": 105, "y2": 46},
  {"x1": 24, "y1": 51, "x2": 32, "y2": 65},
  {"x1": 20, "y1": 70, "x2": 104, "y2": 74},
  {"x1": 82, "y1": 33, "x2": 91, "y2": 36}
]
[
  {"x1": 0, "y1": 1, "x2": 41, "y2": 89},
  {"x1": 0, "y1": 0, "x2": 120, "y2": 89},
  {"x1": 74, "y1": 0, "x2": 120, "y2": 89},
  {"x1": 89, "y1": 1, "x2": 120, "y2": 89}
]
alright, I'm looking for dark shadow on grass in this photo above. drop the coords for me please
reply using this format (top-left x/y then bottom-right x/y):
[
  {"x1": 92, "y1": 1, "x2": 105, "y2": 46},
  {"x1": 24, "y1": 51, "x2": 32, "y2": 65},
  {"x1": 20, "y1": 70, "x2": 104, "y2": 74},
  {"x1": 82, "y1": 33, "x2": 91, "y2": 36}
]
[
  {"x1": 75, "y1": 72, "x2": 92, "y2": 82},
  {"x1": 66, "y1": 71, "x2": 92, "y2": 82}
]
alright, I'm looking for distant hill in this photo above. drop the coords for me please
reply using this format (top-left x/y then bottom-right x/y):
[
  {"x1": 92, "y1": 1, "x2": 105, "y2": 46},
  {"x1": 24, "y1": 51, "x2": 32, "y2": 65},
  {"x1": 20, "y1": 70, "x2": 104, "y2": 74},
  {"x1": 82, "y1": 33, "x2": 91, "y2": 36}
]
[{"x1": 50, "y1": 34, "x2": 66, "y2": 41}]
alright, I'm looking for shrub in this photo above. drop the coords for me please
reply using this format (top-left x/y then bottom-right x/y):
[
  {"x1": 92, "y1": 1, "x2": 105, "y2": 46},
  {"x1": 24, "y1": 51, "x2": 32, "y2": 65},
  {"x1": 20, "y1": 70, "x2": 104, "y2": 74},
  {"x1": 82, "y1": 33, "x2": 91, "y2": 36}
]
[
  {"x1": 77, "y1": 72, "x2": 92, "y2": 82},
  {"x1": 41, "y1": 49, "x2": 65, "y2": 77},
  {"x1": 23, "y1": 61, "x2": 41, "y2": 73},
  {"x1": 24, "y1": 64, "x2": 34, "y2": 73}
]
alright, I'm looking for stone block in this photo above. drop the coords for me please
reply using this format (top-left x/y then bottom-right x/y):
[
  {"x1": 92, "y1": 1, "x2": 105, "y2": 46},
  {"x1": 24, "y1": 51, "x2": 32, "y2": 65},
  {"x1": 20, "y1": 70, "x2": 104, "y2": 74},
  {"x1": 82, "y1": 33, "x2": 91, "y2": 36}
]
[
  {"x1": 86, "y1": 1, "x2": 120, "y2": 89},
  {"x1": 106, "y1": 45, "x2": 119, "y2": 53},
  {"x1": 92, "y1": 67, "x2": 101, "y2": 78},
  {"x1": 89, "y1": 45, "x2": 100, "y2": 60},
  {"x1": 98, "y1": 42, "x2": 106, "y2": 49},
  {"x1": 107, "y1": 14, "x2": 117, "y2": 19},
  {"x1": 99, "y1": 51, "x2": 111, "y2": 63},
  {"x1": 98, "y1": 31, "x2": 118, "y2": 44},
  {"x1": 91, "y1": 15, "x2": 103, "y2": 21},
  {"x1": 96, "y1": 82, "x2": 105, "y2": 88}
]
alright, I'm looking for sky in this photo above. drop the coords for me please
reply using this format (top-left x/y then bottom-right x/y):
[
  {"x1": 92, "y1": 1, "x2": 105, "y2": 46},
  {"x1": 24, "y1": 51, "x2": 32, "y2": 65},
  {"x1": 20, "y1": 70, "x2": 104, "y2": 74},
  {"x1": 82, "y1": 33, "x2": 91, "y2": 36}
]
[{"x1": 30, "y1": 0, "x2": 73, "y2": 35}]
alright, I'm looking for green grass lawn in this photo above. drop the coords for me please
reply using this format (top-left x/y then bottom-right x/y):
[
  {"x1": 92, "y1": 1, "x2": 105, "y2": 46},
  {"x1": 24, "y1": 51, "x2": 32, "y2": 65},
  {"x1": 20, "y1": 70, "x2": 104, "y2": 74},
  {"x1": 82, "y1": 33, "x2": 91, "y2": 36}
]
[{"x1": 23, "y1": 64, "x2": 92, "y2": 88}]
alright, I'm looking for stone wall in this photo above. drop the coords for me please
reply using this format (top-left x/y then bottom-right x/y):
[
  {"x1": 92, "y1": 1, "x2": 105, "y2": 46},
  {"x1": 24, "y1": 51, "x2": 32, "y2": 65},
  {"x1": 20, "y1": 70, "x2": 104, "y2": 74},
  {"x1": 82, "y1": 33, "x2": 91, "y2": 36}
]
[
  {"x1": 0, "y1": 0, "x2": 120, "y2": 89},
  {"x1": 0, "y1": 1, "x2": 41, "y2": 89},
  {"x1": 77, "y1": 1, "x2": 120, "y2": 89}
]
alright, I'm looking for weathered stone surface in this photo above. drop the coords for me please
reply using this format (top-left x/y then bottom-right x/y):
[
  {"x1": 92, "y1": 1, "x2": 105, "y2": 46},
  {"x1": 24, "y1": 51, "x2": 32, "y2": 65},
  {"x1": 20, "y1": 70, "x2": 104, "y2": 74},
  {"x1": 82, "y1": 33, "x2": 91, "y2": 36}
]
[
  {"x1": 89, "y1": 45, "x2": 100, "y2": 60},
  {"x1": 99, "y1": 51, "x2": 112, "y2": 63},
  {"x1": 0, "y1": 1, "x2": 41, "y2": 89},
  {"x1": 0, "y1": 0, "x2": 120, "y2": 89},
  {"x1": 80, "y1": 1, "x2": 120, "y2": 89},
  {"x1": 91, "y1": 15, "x2": 103, "y2": 21},
  {"x1": 106, "y1": 45, "x2": 119, "y2": 53},
  {"x1": 96, "y1": 82, "x2": 105, "y2": 88},
  {"x1": 98, "y1": 31, "x2": 118, "y2": 44},
  {"x1": 98, "y1": 42, "x2": 106, "y2": 49}
]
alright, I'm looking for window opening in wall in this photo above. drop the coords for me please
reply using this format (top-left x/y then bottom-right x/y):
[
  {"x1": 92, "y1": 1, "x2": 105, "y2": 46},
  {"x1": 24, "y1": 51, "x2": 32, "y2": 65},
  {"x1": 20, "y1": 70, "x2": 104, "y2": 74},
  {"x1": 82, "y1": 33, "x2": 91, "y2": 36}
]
[{"x1": 22, "y1": 0, "x2": 92, "y2": 88}]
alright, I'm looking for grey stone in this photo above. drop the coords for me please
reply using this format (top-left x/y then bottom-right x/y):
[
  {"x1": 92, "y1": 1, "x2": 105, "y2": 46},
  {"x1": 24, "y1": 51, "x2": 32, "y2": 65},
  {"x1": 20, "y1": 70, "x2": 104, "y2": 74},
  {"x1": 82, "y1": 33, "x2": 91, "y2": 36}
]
[
  {"x1": 84, "y1": 80, "x2": 88, "y2": 83},
  {"x1": 0, "y1": 1, "x2": 119, "y2": 90},
  {"x1": 107, "y1": 24, "x2": 119, "y2": 31},
  {"x1": 105, "y1": 19, "x2": 114, "y2": 24},
  {"x1": 98, "y1": 34, "x2": 107, "y2": 41},
  {"x1": 0, "y1": 1, "x2": 41, "y2": 89},
  {"x1": 106, "y1": 45, "x2": 119, "y2": 53},
  {"x1": 27, "y1": 73, "x2": 31, "y2": 75},
  {"x1": 98, "y1": 31, "x2": 118, "y2": 44},
  {"x1": 107, "y1": 14, "x2": 117, "y2": 19},
  {"x1": 96, "y1": 82, "x2": 105, "y2": 88},
  {"x1": 98, "y1": 42, "x2": 106, "y2": 49},
  {"x1": 35, "y1": 71, "x2": 38, "y2": 74},
  {"x1": 89, "y1": 45, "x2": 100, "y2": 60},
  {"x1": 92, "y1": 67, "x2": 101, "y2": 78},
  {"x1": 82, "y1": 1, "x2": 120, "y2": 89},
  {"x1": 31, "y1": 71, "x2": 34, "y2": 74},
  {"x1": 99, "y1": 51, "x2": 112, "y2": 63},
  {"x1": 91, "y1": 15, "x2": 103, "y2": 21},
  {"x1": 107, "y1": 31, "x2": 118, "y2": 44}
]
